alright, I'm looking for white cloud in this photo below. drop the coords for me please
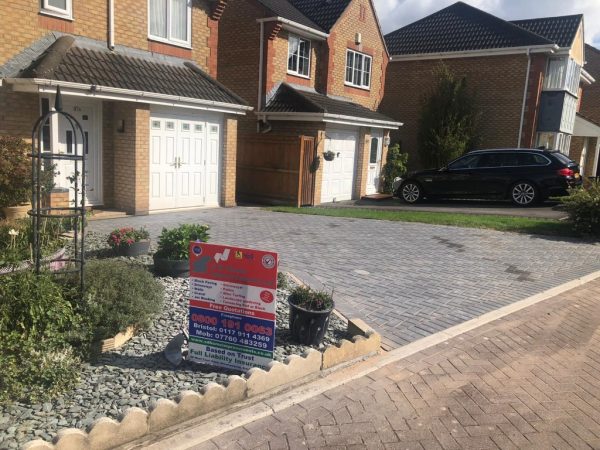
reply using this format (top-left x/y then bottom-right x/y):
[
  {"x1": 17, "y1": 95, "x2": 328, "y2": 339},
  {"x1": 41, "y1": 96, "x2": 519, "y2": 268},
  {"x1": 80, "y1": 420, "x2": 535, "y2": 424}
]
[{"x1": 374, "y1": 0, "x2": 600, "y2": 48}]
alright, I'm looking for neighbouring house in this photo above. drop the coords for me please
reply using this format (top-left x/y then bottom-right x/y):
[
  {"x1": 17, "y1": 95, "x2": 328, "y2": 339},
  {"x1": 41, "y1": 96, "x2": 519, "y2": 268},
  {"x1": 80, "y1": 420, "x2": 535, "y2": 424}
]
[
  {"x1": 570, "y1": 44, "x2": 600, "y2": 179},
  {"x1": 380, "y1": 1, "x2": 593, "y2": 171},
  {"x1": 218, "y1": 0, "x2": 402, "y2": 206},
  {"x1": 0, "y1": 0, "x2": 252, "y2": 215}
]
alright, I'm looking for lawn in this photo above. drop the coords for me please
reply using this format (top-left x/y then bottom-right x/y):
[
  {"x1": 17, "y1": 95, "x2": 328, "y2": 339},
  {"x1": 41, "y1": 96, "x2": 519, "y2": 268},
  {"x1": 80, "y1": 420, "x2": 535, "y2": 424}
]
[{"x1": 266, "y1": 206, "x2": 578, "y2": 238}]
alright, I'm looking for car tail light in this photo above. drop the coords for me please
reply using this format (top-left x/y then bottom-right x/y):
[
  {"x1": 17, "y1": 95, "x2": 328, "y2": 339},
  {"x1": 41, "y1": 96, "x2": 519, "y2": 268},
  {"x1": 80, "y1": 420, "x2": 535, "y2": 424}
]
[{"x1": 557, "y1": 168, "x2": 574, "y2": 177}]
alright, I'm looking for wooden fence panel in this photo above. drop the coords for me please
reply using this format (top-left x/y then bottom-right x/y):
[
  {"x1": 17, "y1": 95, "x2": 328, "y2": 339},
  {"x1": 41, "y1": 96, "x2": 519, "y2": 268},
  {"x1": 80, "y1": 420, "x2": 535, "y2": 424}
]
[{"x1": 237, "y1": 135, "x2": 303, "y2": 205}]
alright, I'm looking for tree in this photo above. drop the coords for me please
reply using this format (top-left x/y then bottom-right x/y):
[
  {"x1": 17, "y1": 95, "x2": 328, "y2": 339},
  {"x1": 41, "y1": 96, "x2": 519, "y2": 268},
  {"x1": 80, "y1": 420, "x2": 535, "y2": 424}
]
[
  {"x1": 381, "y1": 143, "x2": 408, "y2": 194},
  {"x1": 418, "y1": 64, "x2": 479, "y2": 168}
]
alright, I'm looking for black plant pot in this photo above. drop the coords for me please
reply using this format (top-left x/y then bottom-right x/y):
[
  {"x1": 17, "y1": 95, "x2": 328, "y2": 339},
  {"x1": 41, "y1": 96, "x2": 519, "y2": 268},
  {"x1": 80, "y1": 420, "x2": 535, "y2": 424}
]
[
  {"x1": 153, "y1": 255, "x2": 189, "y2": 277},
  {"x1": 323, "y1": 151, "x2": 335, "y2": 162},
  {"x1": 288, "y1": 300, "x2": 334, "y2": 346},
  {"x1": 115, "y1": 240, "x2": 150, "y2": 257}
]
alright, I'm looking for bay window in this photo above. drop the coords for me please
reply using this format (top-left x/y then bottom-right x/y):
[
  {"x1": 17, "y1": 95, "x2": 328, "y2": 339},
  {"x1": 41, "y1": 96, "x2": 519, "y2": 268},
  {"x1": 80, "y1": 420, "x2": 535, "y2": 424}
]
[
  {"x1": 287, "y1": 35, "x2": 311, "y2": 77},
  {"x1": 345, "y1": 49, "x2": 372, "y2": 89},
  {"x1": 148, "y1": 0, "x2": 191, "y2": 46}
]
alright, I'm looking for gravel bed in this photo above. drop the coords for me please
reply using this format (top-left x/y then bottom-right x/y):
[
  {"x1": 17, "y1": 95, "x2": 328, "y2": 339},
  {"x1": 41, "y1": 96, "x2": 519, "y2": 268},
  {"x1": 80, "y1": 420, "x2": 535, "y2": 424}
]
[{"x1": 0, "y1": 232, "x2": 351, "y2": 449}]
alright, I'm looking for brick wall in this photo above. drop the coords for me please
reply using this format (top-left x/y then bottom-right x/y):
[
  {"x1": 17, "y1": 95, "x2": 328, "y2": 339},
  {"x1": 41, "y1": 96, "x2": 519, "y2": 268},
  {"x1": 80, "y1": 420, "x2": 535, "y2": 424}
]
[
  {"x1": 221, "y1": 116, "x2": 238, "y2": 206},
  {"x1": 570, "y1": 136, "x2": 599, "y2": 177},
  {"x1": 0, "y1": 88, "x2": 39, "y2": 141},
  {"x1": 520, "y1": 54, "x2": 548, "y2": 148},
  {"x1": 580, "y1": 45, "x2": 600, "y2": 125},
  {"x1": 110, "y1": 102, "x2": 150, "y2": 214},
  {"x1": 0, "y1": 0, "x2": 216, "y2": 73},
  {"x1": 324, "y1": 0, "x2": 387, "y2": 110},
  {"x1": 380, "y1": 55, "x2": 529, "y2": 170}
]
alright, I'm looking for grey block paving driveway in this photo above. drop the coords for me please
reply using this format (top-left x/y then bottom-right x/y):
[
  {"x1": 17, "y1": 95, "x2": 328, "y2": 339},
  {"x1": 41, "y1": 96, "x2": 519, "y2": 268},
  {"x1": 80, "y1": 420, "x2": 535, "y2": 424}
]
[{"x1": 89, "y1": 207, "x2": 600, "y2": 349}]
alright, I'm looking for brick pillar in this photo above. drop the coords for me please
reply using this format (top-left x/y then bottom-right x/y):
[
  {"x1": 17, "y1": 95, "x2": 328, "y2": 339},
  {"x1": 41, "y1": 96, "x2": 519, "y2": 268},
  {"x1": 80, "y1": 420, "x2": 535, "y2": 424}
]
[
  {"x1": 312, "y1": 129, "x2": 326, "y2": 205},
  {"x1": 111, "y1": 102, "x2": 150, "y2": 215},
  {"x1": 221, "y1": 116, "x2": 238, "y2": 207},
  {"x1": 354, "y1": 127, "x2": 371, "y2": 199},
  {"x1": 520, "y1": 54, "x2": 547, "y2": 148}
]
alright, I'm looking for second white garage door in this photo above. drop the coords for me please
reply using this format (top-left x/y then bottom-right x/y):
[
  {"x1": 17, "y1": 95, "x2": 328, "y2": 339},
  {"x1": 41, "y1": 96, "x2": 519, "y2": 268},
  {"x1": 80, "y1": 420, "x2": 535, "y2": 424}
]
[
  {"x1": 321, "y1": 129, "x2": 358, "y2": 203},
  {"x1": 149, "y1": 110, "x2": 221, "y2": 211}
]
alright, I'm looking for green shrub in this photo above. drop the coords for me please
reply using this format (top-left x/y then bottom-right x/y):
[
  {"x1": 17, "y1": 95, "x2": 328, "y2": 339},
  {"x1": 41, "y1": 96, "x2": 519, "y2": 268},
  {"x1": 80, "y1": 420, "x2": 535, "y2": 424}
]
[
  {"x1": 0, "y1": 217, "x2": 68, "y2": 269},
  {"x1": 560, "y1": 181, "x2": 600, "y2": 237},
  {"x1": 288, "y1": 286, "x2": 334, "y2": 311},
  {"x1": 0, "y1": 136, "x2": 31, "y2": 208},
  {"x1": 83, "y1": 259, "x2": 164, "y2": 340},
  {"x1": 0, "y1": 271, "x2": 82, "y2": 403},
  {"x1": 155, "y1": 224, "x2": 210, "y2": 260},
  {"x1": 381, "y1": 143, "x2": 409, "y2": 194}
]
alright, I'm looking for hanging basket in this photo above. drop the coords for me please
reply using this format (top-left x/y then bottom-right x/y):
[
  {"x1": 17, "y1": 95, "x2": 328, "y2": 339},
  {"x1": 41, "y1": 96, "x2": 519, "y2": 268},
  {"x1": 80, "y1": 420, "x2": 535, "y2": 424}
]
[{"x1": 323, "y1": 151, "x2": 336, "y2": 162}]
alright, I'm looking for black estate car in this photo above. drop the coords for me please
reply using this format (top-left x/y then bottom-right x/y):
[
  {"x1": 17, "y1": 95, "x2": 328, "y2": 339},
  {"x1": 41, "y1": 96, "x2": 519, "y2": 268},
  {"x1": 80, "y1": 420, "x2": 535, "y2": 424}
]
[{"x1": 395, "y1": 149, "x2": 582, "y2": 206}]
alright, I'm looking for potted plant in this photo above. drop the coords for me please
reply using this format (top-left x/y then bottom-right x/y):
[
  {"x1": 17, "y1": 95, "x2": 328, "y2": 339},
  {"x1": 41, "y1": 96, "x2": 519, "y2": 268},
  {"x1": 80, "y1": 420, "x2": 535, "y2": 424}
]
[
  {"x1": 153, "y1": 224, "x2": 210, "y2": 277},
  {"x1": 107, "y1": 227, "x2": 151, "y2": 257},
  {"x1": 287, "y1": 285, "x2": 334, "y2": 346},
  {"x1": 0, "y1": 136, "x2": 32, "y2": 220},
  {"x1": 323, "y1": 150, "x2": 336, "y2": 161}
]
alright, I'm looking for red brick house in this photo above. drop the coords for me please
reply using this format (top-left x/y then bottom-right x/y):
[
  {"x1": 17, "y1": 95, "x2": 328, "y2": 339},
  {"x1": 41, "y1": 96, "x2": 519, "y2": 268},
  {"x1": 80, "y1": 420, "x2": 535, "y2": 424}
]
[
  {"x1": 570, "y1": 44, "x2": 600, "y2": 178},
  {"x1": 218, "y1": 0, "x2": 401, "y2": 205},
  {"x1": 380, "y1": 2, "x2": 591, "y2": 171},
  {"x1": 0, "y1": 0, "x2": 251, "y2": 215}
]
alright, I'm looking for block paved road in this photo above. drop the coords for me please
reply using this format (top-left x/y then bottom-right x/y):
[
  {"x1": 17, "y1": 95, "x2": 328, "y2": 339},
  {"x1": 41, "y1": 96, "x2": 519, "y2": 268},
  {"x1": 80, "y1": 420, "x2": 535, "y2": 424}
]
[
  {"x1": 186, "y1": 278, "x2": 600, "y2": 450},
  {"x1": 89, "y1": 207, "x2": 600, "y2": 349}
]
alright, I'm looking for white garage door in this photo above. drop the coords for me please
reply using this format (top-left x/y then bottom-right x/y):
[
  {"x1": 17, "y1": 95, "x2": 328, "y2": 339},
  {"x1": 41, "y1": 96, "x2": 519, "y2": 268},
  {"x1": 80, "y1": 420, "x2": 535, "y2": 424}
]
[
  {"x1": 149, "y1": 111, "x2": 221, "y2": 211},
  {"x1": 321, "y1": 129, "x2": 358, "y2": 203}
]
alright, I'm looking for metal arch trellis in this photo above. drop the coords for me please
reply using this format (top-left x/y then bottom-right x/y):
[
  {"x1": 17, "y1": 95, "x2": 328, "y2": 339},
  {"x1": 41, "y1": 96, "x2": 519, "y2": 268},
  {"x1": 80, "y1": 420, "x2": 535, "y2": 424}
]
[{"x1": 30, "y1": 86, "x2": 86, "y2": 292}]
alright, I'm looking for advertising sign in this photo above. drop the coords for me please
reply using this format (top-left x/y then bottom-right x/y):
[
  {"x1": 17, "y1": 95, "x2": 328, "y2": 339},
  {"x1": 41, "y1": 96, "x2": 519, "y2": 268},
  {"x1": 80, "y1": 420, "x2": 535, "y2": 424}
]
[{"x1": 188, "y1": 242, "x2": 278, "y2": 371}]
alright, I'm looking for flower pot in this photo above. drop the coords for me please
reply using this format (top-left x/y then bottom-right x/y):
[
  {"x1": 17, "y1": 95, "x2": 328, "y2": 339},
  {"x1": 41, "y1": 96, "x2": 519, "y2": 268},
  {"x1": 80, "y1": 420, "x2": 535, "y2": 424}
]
[
  {"x1": 153, "y1": 255, "x2": 189, "y2": 278},
  {"x1": 323, "y1": 151, "x2": 335, "y2": 162},
  {"x1": 2, "y1": 203, "x2": 30, "y2": 220},
  {"x1": 115, "y1": 240, "x2": 151, "y2": 257},
  {"x1": 288, "y1": 300, "x2": 334, "y2": 346}
]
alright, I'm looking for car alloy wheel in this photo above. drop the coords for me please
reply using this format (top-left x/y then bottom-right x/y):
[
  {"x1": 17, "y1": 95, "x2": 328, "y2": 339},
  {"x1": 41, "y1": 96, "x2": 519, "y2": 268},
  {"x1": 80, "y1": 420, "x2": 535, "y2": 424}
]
[
  {"x1": 401, "y1": 182, "x2": 421, "y2": 203},
  {"x1": 511, "y1": 182, "x2": 536, "y2": 206}
]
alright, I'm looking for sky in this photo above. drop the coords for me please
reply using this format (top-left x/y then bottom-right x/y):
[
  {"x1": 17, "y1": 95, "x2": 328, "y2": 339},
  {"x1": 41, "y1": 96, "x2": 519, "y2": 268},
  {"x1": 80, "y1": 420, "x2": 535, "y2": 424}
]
[{"x1": 373, "y1": 0, "x2": 600, "y2": 48}]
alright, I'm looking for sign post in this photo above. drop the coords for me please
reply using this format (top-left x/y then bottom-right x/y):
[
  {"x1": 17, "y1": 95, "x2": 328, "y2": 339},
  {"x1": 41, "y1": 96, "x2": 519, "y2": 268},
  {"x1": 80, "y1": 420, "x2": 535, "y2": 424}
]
[{"x1": 188, "y1": 242, "x2": 278, "y2": 371}]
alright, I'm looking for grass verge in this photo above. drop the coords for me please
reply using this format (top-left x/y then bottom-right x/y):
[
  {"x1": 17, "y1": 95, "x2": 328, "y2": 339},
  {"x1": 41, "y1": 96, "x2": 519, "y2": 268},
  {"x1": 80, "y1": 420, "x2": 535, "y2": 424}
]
[{"x1": 266, "y1": 206, "x2": 578, "y2": 238}]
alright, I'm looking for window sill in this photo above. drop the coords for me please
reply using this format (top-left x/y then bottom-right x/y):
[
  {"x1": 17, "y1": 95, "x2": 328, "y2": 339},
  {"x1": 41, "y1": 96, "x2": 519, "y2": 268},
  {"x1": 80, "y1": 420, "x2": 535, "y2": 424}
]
[
  {"x1": 148, "y1": 36, "x2": 192, "y2": 50},
  {"x1": 287, "y1": 71, "x2": 311, "y2": 80},
  {"x1": 344, "y1": 82, "x2": 371, "y2": 92},
  {"x1": 39, "y1": 10, "x2": 73, "y2": 21}
]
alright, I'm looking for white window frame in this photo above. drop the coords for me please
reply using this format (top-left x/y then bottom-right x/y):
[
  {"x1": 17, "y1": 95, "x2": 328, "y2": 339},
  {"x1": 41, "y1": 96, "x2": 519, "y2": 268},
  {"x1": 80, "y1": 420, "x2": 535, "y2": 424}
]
[
  {"x1": 147, "y1": 0, "x2": 192, "y2": 48},
  {"x1": 40, "y1": 0, "x2": 72, "y2": 20},
  {"x1": 345, "y1": 49, "x2": 372, "y2": 90},
  {"x1": 287, "y1": 35, "x2": 311, "y2": 79}
]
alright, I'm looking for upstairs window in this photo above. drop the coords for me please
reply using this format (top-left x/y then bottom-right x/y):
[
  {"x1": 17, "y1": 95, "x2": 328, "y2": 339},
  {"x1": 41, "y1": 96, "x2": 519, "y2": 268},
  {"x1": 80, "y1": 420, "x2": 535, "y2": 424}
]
[
  {"x1": 40, "y1": 0, "x2": 72, "y2": 19},
  {"x1": 544, "y1": 57, "x2": 581, "y2": 96},
  {"x1": 345, "y1": 49, "x2": 371, "y2": 89},
  {"x1": 148, "y1": 0, "x2": 191, "y2": 47},
  {"x1": 287, "y1": 35, "x2": 311, "y2": 78}
]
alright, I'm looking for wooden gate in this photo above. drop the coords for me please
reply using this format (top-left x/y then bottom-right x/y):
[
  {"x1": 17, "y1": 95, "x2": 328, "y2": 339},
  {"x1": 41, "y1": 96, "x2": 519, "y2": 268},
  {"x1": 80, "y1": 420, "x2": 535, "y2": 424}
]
[{"x1": 298, "y1": 136, "x2": 315, "y2": 206}]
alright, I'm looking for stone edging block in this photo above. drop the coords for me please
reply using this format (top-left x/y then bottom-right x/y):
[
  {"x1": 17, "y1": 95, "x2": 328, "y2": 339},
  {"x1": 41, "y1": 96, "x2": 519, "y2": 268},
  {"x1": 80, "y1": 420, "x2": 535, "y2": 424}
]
[
  {"x1": 246, "y1": 349, "x2": 322, "y2": 397},
  {"x1": 322, "y1": 318, "x2": 382, "y2": 370}
]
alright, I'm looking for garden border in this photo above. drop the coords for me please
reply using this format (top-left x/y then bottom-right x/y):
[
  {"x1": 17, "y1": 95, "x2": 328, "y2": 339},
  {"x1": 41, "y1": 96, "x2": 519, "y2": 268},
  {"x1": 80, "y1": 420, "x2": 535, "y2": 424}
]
[{"x1": 21, "y1": 273, "x2": 382, "y2": 450}]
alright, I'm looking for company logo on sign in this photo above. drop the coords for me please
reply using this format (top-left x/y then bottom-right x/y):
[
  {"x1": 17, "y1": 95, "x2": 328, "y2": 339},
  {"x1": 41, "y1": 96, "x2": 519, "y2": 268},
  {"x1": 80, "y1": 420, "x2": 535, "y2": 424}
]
[
  {"x1": 192, "y1": 245, "x2": 202, "y2": 255},
  {"x1": 235, "y1": 251, "x2": 243, "y2": 260},
  {"x1": 262, "y1": 254, "x2": 276, "y2": 269},
  {"x1": 260, "y1": 290, "x2": 274, "y2": 304}
]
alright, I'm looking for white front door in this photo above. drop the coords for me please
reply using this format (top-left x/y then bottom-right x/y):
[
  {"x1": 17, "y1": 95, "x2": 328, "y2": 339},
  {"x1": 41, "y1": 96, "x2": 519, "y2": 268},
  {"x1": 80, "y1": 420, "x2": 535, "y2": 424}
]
[
  {"x1": 150, "y1": 111, "x2": 221, "y2": 211},
  {"x1": 321, "y1": 129, "x2": 358, "y2": 203},
  {"x1": 366, "y1": 130, "x2": 383, "y2": 195},
  {"x1": 55, "y1": 99, "x2": 103, "y2": 206}
]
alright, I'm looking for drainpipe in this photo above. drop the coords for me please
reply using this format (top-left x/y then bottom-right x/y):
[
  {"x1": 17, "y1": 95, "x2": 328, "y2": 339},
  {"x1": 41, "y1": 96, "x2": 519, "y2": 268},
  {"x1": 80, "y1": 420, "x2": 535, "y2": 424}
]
[
  {"x1": 517, "y1": 48, "x2": 532, "y2": 148},
  {"x1": 108, "y1": 0, "x2": 115, "y2": 50}
]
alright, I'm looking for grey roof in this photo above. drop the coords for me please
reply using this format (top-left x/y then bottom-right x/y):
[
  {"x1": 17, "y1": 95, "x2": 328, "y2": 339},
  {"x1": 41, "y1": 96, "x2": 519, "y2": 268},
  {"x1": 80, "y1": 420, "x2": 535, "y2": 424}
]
[
  {"x1": 7, "y1": 34, "x2": 247, "y2": 106},
  {"x1": 255, "y1": 0, "x2": 352, "y2": 33},
  {"x1": 511, "y1": 14, "x2": 582, "y2": 48},
  {"x1": 384, "y1": 1, "x2": 554, "y2": 56},
  {"x1": 263, "y1": 83, "x2": 398, "y2": 123}
]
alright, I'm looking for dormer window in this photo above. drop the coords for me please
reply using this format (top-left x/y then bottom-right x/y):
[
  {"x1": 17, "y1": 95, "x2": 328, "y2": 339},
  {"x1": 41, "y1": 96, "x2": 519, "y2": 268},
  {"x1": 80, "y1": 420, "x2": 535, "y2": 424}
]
[
  {"x1": 148, "y1": 0, "x2": 191, "y2": 47},
  {"x1": 345, "y1": 49, "x2": 371, "y2": 89},
  {"x1": 287, "y1": 35, "x2": 311, "y2": 78},
  {"x1": 40, "y1": 0, "x2": 72, "y2": 19}
]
